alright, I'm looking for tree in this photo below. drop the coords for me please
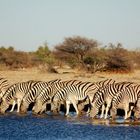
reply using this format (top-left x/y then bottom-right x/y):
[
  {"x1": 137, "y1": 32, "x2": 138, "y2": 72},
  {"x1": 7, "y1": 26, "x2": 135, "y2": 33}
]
[
  {"x1": 83, "y1": 47, "x2": 107, "y2": 72},
  {"x1": 35, "y1": 43, "x2": 51, "y2": 62},
  {"x1": 106, "y1": 43, "x2": 133, "y2": 72},
  {"x1": 54, "y1": 36, "x2": 99, "y2": 68},
  {"x1": 34, "y1": 43, "x2": 57, "y2": 72}
]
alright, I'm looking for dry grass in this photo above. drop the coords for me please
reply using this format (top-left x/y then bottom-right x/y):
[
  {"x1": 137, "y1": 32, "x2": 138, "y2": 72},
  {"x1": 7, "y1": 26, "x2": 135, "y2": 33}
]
[{"x1": 0, "y1": 68, "x2": 140, "y2": 85}]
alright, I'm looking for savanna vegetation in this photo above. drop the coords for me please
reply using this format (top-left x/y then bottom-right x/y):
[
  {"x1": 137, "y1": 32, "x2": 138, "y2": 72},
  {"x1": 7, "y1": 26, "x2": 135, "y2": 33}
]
[{"x1": 0, "y1": 36, "x2": 140, "y2": 73}]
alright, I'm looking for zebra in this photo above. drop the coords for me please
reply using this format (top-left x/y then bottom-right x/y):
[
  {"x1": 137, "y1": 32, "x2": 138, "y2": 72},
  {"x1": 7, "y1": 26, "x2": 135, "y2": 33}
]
[
  {"x1": 52, "y1": 84, "x2": 88, "y2": 116},
  {"x1": 83, "y1": 79, "x2": 116, "y2": 113},
  {"x1": 0, "y1": 78, "x2": 10, "y2": 99},
  {"x1": 89, "y1": 81, "x2": 133, "y2": 119},
  {"x1": 69, "y1": 79, "x2": 116, "y2": 115},
  {"x1": 110, "y1": 83, "x2": 140, "y2": 119},
  {"x1": 0, "y1": 80, "x2": 39, "y2": 114},
  {"x1": 32, "y1": 80, "x2": 83, "y2": 114},
  {"x1": 20, "y1": 79, "x2": 62, "y2": 114},
  {"x1": 51, "y1": 79, "x2": 115, "y2": 116}
]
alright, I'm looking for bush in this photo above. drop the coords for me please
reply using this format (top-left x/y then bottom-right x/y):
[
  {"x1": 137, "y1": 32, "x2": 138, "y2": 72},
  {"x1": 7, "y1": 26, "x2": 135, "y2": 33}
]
[
  {"x1": 0, "y1": 40, "x2": 138, "y2": 73},
  {"x1": 105, "y1": 43, "x2": 133, "y2": 72},
  {"x1": 0, "y1": 47, "x2": 32, "y2": 69}
]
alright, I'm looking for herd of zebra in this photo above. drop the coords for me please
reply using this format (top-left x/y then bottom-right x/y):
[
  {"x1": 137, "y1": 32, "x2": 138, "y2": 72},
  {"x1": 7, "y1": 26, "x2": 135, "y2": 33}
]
[{"x1": 0, "y1": 77, "x2": 140, "y2": 120}]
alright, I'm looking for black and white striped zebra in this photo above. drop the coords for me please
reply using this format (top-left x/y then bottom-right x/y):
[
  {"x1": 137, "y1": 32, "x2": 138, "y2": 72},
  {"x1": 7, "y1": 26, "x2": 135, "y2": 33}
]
[
  {"x1": 20, "y1": 79, "x2": 62, "y2": 114},
  {"x1": 0, "y1": 80, "x2": 38, "y2": 113},
  {"x1": 32, "y1": 80, "x2": 83, "y2": 114},
  {"x1": 70, "y1": 79, "x2": 116, "y2": 115},
  {"x1": 52, "y1": 85, "x2": 88, "y2": 116},
  {"x1": 51, "y1": 79, "x2": 115, "y2": 116},
  {"x1": 85, "y1": 79, "x2": 115, "y2": 111},
  {"x1": 90, "y1": 81, "x2": 133, "y2": 119},
  {"x1": 111, "y1": 83, "x2": 140, "y2": 119}
]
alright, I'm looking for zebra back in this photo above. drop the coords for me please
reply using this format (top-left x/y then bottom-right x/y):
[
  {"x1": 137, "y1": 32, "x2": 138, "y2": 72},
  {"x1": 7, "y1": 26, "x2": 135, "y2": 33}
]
[
  {"x1": 52, "y1": 81, "x2": 95, "y2": 104},
  {"x1": 2, "y1": 80, "x2": 38, "y2": 103},
  {"x1": 86, "y1": 79, "x2": 116, "y2": 103},
  {"x1": 35, "y1": 79, "x2": 83, "y2": 105},
  {"x1": 112, "y1": 83, "x2": 140, "y2": 108},
  {"x1": 21, "y1": 79, "x2": 61, "y2": 105},
  {"x1": 92, "y1": 81, "x2": 133, "y2": 106},
  {"x1": 96, "y1": 79, "x2": 115, "y2": 87}
]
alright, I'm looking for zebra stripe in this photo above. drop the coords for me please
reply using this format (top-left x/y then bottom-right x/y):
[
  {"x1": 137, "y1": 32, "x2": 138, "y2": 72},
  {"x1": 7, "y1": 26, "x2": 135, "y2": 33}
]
[
  {"x1": 111, "y1": 83, "x2": 140, "y2": 119},
  {"x1": 51, "y1": 79, "x2": 115, "y2": 116},
  {"x1": 90, "y1": 81, "x2": 132, "y2": 119},
  {"x1": 52, "y1": 84, "x2": 91, "y2": 116},
  {"x1": 20, "y1": 79, "x2": 62, "y2": 113},
  {"x1": 0, "y1": 78, "x2": 10, "y2": 98},
  {"x1": 0, "y1": 80, "x2": 38, "y2": 113},
  {"x1": 26, "y1": 79, "x2": 82, "y2": 114},
  {"x1": 76, "y1": 79, "x2": 116, "y2": 114}
]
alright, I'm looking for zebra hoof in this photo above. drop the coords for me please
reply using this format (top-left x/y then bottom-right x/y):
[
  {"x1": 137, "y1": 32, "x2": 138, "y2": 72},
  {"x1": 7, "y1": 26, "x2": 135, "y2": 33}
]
[
  {"x1": 100, "y1": 116, "x2": 104, "y2": 119},
  {"x1": 65, "y1": 113, "x2": 70, "y2": 117}
]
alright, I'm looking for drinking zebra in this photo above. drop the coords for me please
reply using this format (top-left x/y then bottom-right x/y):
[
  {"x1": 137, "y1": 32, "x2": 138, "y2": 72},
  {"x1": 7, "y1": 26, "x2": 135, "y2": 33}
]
[
  {"x1": 0, "y1": 80, "x2": 38, "y2": 113},
  {"x1": 82, "y1": 79, "x2": 116, "y2": 113},
  {"x1": 90, "y1": 81, "x2": 133, "y2": 119},
  {"x1": 21, "y1": 79, "x2": 82, "y2": 114},
  {"x1": 111, "y1": 83, "x2": 140, "y2": 119},
  {"x1": 20, "y1": 79, "x2": 64, "y2": 114},
  {"x1": 51, "y1": 79, "x2": 115, "y2": 116},
  {"x1": 32, "y1": 80, "x2": 83, "y2": 114}
]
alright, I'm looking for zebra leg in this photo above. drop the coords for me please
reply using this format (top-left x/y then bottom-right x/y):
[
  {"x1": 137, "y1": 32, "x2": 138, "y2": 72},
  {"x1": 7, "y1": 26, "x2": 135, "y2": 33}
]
[
  {"x1": 72, "y1": 101, "x2": 79, "y2": 115},
  {"x1": 65, "y1": 101, "x2": 70, "y2": 116},
  {"x1": 127, "y1": 106, "x2": 133, "y2": 118},
  {"x1": 57, "y1": 102, "x2": 62, "y2": 112},
  {"x1": 10, "y1": 100, "x2": 16, "y2": 112},
  {"x1": 104, "y1": 102, "x2": 111, "y2": 119},
  {"x1": 100, "y1": 104, "x2": 105, "y2": 118},
  {"x1": 86, "y1": 106, "x2": 91, "y2": 115},
  {"x1": 17, "y1": 99, "x2": 21, "y2": 113},
  {"x1": 124, "y1": 104, "x2": 129, "y2": 120},
  {"x1": 127, "y1": 111, "x2": 131, "y2": 118},
  {"x1": 110, "y1": 107, "x2": 117, "y2": 120}
]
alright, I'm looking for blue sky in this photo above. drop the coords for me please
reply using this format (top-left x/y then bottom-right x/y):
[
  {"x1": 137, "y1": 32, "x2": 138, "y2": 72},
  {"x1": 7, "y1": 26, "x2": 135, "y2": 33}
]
[{"x1": 0, "y1": 0, "x2": 140, "y2": 51}]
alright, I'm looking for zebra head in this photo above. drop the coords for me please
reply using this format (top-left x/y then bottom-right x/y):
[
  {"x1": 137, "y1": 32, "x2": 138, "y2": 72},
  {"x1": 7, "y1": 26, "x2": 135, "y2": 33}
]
[
  {"x1": 134, "y1": 106, "x2": 140, "y2": 119},
  {"x1": 0, "y1": 98, "x2": 9, "y2": 114},
  {"x1": 51, "y1": 96, "x2": 59, "y2": 114},
  {"x1": 110, "y1": 107, "x2": 117, "y2": 120},
  {"x1": 90, "y1": 90, "x2": 104, "y2": 118},
  {"x1": 32, "y1": 100, "x2": 44, "y2": 114},
  {"x1": 39, "y1": 103, "x2": 47, "y2": 114},
  {"x1": 89, "y1": 105, "x2": 99, "y2": 118},
  {"x1": 20, "y1": 100, "x2": 28, "y2": 114}
]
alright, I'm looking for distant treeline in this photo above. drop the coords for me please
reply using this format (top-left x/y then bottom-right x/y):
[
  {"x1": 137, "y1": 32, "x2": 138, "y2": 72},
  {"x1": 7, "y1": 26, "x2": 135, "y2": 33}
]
[{"x1": 0, "y1": 36, "x2": 140, "y2": 73}]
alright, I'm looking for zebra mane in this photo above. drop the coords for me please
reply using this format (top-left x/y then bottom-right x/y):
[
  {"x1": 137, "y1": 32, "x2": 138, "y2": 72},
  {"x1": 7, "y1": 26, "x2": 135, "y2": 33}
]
[{"x1": 48, "y1": 79, "x2": 61, "y2": 84}]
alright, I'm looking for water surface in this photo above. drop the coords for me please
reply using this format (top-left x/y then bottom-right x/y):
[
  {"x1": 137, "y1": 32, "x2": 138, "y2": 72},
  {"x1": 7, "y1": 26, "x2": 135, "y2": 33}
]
[{"x1": 0, "y1": 112, "x2": 140, "y2": 140}]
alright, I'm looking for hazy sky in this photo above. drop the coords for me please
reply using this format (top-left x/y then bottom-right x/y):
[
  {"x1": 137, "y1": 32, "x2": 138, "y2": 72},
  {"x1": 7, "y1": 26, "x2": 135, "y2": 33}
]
[{"x1": 0, "y1": 0, "x2": 140, "y2": 51}]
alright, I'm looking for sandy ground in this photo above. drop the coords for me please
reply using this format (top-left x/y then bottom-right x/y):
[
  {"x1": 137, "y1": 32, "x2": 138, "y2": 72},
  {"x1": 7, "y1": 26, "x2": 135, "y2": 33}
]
[{"x1": 0, "y1": 68, "x2": 140, "y2": 85}]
